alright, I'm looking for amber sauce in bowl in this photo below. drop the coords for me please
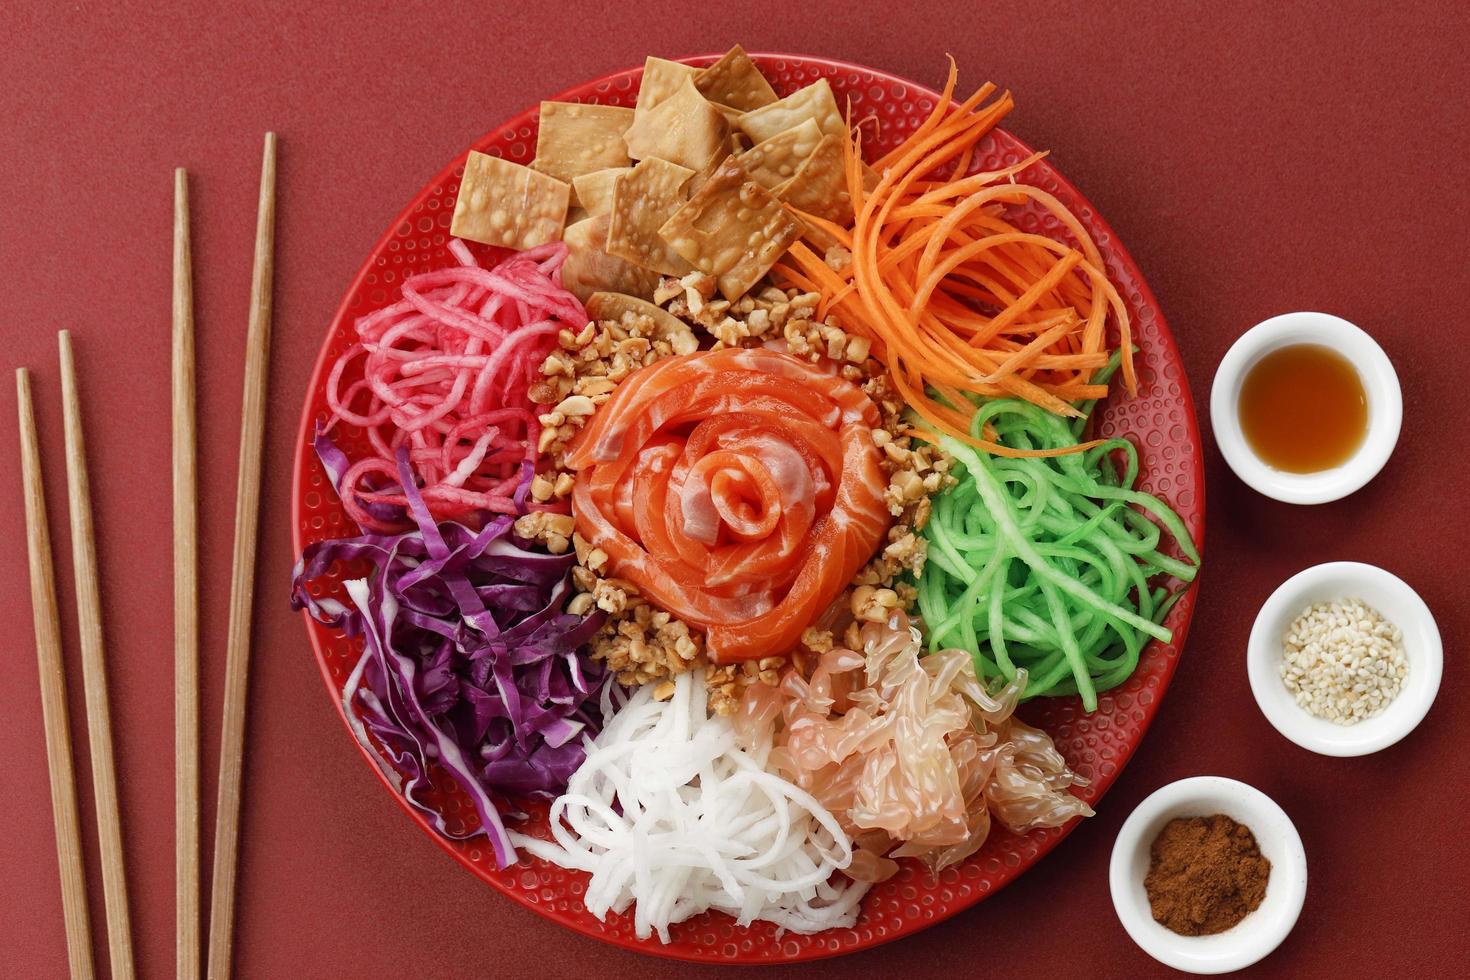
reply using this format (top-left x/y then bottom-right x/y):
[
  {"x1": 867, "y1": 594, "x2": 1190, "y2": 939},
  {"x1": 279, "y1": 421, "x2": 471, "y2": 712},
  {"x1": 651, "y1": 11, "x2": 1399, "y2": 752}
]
[
  {"x1": 1237, "y1": 344, "x2": 1367, "y2": 473},
  {"x1": 1210, "y1": 312, "x2": 1401, "y2": 504}
]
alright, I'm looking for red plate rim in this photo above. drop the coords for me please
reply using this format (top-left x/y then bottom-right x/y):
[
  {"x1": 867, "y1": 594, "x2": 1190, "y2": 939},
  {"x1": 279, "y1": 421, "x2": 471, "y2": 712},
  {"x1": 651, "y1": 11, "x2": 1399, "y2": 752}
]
[{"x1": 291, "y1": 51, "x2": 1206, "y2": 963}]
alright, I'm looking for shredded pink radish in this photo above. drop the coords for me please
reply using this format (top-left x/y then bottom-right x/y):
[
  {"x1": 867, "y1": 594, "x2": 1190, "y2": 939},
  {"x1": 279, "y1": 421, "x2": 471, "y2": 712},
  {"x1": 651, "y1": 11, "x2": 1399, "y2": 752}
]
[{"x1": 325, "y1": 240, "x2": 583, "y2": 531}]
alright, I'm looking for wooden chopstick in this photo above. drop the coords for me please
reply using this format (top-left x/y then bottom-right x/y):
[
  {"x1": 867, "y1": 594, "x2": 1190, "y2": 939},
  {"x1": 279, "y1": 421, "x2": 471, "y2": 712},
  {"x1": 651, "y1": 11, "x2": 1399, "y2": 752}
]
[
  {"x1": 17, "y1": 368, "x2": 97, "y2": 980},
  {"x1": 206, "y1": 131, "x2": 277, "y2": 980},
  {"x1": 58, "y1": 330, "x2": 136, "y2": 980},
  {"x1": 173, "y1": 167, "x2": 202, "y2": 980}
]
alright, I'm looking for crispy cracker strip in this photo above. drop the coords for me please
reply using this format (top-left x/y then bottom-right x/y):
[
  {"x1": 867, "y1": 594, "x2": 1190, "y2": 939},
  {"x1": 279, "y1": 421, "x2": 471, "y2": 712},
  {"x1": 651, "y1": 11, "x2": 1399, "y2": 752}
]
[
  {"x1": 571, "y1": 167, "x2": 629, "y2": 217},
  {"x1": 738, "y1": 78, "x2": 845, "y2": 143},
  {"x1": 772, "y1": 132, "x2": 852, "y2": 224},
  {"x1": 624, "y1": 76, "x2": 730, "y2": 171},
  {"x1": 695, "y1": 44, "x2": 779, "y2": 111},
  {"x1": 736, "y1": 118, "x2": 826, "y2": 189},
  {"x1": 607, "y1": 157, "x2": 696, "y2": 276},
  {"x1": 659, "y1": 158, "x2": 800, "y2": 300},
  {"x1": 533, "y1": 102, "x2": 634, "y2": 182},
  {"x1": 451, "y1": 151, "x2": 569, "y2": 249},
  {"x1": 635, "y1": 56, "x2": 699, "y2": 116},
  {"x1": 562, "y1": 214, "x2": 659, "y2": 302}
]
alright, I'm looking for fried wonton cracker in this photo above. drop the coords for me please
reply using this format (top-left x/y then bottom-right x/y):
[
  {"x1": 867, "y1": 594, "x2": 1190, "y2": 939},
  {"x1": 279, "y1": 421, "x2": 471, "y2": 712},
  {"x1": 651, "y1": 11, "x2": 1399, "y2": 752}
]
[
  {"x1": 712, "y1": 102, "x2": 746, "y2": 129},
  {"x1": 562, "y1": 215, "x2": 659, "y2": 302},
  {"x1": 688, "y1": 133, "x2": 740, "y2": 192},
  {"x1": 624, "y1": 76, "x2": 730, "y2": 172},
  {"x1": 532, "y1": 102, "x2": 635, "y2": 183},
  {"x1": 658, "y1": 158, "x2": 801, "y2": 301},
  {"x1": 735, "y1": 119, "x2": 825, "y2": 189},
  {"x1": 737, "y1": 78, "x2": 846, "y2": 144},
  {"x1": 607, "y1": 157, "x2": 696, "y2": 276},
  {"x1": 695, "y1": 44, "x2": 779, "y2": 112},
  {"x1": 571, "y1": 167, "x2": 628, "y2": 217},
  {"x1": 450, "y1": 151, "x2": 569, "y2": 250},
  {"x1": 635, "y1": 57, "x2": 700, "y2": 116},
  {"x1": 772, "y1": 132, "x2": 852, "y2": 223}
]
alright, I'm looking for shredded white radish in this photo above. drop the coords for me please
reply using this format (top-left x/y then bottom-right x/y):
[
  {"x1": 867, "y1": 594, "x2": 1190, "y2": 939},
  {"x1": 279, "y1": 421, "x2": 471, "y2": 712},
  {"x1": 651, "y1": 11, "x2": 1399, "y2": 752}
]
[{"x1": 512, "y1": 672, "x2": 870, "y2": 942}]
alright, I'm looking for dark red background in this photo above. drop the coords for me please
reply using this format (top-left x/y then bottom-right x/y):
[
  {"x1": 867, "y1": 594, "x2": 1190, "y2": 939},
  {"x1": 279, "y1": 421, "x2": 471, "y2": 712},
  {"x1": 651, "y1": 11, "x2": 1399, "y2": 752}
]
[{"x1": 2, "y1": 2, "x2": 1465, "y2": 977}]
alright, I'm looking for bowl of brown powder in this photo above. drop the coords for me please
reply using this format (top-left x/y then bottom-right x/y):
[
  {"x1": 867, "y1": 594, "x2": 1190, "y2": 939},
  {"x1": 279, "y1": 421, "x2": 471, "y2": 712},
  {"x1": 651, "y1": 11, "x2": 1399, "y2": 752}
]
[{"x1": 1110, "y1": 776, "x2": 1307, "y2": 974}]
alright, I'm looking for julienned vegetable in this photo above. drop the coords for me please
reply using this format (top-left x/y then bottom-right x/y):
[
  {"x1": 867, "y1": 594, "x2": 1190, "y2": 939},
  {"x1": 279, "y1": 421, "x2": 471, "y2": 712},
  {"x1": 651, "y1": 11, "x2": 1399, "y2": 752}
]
[
  {"x1": 292, "y1": 446, "x2": 606, "y2": 867},
  {"x1": 916, "y1": 368, "x2": 1199, "y2": 711},
  {"x1": 774, "y1": 61, "x2": 1132, "y2": 457},
  {"x1": 513, "y1": 672, "x2": 868, "y2": 942},
  {"x1": 323, "y1": 239, "x2": 584, "y2": 532}
]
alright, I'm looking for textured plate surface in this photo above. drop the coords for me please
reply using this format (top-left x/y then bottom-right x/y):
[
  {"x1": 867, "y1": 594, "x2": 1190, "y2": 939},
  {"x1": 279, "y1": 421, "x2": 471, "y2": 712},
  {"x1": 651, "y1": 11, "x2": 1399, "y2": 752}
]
[{"x1": 291, "y1": 53, "x2": 1206, "y2": 963}]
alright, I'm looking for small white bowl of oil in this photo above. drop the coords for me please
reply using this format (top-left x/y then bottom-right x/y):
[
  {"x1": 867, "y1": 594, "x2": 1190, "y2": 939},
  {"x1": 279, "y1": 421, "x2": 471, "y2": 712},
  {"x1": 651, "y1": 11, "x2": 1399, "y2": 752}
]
[{"x1": 1210, "y1": 311, "x2": 1400, "y2": 504}]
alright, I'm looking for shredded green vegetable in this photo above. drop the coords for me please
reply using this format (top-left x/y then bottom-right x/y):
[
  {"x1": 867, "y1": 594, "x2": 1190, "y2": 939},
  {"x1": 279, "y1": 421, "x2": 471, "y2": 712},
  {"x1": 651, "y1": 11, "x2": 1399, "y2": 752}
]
[{"x1": 915, "y1": 366, "x2": 1200, "y2": 712}]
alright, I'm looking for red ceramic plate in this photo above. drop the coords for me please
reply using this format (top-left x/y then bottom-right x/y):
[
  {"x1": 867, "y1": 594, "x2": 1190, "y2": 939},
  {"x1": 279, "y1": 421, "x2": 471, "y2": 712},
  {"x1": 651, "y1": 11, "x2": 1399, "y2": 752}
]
[{"x1": 291, "y1": 53, "x2": 1206, "y2": 963}]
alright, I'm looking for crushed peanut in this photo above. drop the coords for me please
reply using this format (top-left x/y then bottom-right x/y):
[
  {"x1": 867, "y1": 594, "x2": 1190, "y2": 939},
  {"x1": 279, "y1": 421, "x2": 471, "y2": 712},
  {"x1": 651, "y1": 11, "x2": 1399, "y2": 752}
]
[
  {"x1": 800, "y1": 627, "x2": 835, "y2": 654},
  {"x1": 583, "y1": 575, "x2": 706, "y2": 689},
  {"x1": 532, "y1": 304, "x2": 698, "y2": 464},
  {"x1": 513, "y1": 510, "x2": 575, "y2": 554}
]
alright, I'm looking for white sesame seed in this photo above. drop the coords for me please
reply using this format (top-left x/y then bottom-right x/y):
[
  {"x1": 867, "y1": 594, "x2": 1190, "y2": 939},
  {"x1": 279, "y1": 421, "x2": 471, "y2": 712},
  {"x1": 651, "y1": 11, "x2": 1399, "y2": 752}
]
[{"x1": 1280, "y1": 597, "x2": 1407, "y2": 725}]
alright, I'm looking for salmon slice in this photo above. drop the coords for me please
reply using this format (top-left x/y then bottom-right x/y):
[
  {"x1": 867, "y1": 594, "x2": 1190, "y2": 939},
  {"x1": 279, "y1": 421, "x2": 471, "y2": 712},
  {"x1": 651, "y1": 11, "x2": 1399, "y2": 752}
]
[{"x1": 568, "y1": 348, "x2": 891, "y2": 663}]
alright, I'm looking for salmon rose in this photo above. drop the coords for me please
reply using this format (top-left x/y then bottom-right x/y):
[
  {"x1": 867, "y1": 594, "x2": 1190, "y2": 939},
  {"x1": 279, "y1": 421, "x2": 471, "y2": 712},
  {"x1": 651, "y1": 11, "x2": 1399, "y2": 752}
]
[{"x1": 566, "y1": 348, "x2": 891, "y2": 663}]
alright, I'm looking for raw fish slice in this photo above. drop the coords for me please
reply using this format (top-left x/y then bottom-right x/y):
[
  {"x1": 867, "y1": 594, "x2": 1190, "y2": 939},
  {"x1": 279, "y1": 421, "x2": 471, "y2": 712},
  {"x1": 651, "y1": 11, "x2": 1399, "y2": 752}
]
[
  {"x1": 573, "y1": 478, "x2": 779, "y2": 622},
  {"x1": 703, "y1": 425, "x2": 887, "y2": 661},
  {"x1": 568, "y1": 348, "x2": 890, "y2": 661}
]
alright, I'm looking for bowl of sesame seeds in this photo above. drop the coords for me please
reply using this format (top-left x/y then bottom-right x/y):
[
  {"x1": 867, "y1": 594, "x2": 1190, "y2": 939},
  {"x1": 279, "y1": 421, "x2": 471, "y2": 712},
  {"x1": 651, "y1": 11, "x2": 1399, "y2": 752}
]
[{"x1": 1248, "y1": 562, "x2": 1441, "y2": 756}]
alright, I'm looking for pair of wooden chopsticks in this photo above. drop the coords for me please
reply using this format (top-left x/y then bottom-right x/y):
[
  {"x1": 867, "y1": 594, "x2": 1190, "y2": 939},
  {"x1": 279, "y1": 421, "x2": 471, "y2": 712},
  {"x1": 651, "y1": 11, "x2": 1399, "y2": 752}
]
[
  {"x1": 179, "y1": 132, "x2": 279, "y2": 980},
  {"x1": 17, "y1": 132, "x2": 276, "y2": 980},
  {"x1": 17, "y1": 349, "x2": 112, "y2": 979},
  {"x1": 18, "y1": 335, "x2": 136, "y2": 980}
]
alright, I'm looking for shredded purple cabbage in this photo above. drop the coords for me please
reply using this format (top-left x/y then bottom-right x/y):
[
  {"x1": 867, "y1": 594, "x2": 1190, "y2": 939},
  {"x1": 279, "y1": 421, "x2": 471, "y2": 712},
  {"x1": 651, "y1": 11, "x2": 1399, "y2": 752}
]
[{"x1": 292, "y1": 445, "x2": 605, "y2": 867}]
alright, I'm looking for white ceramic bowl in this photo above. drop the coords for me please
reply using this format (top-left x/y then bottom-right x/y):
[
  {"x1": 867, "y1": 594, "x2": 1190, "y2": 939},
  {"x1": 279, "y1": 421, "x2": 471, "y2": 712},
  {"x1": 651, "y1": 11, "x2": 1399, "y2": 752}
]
[
  {"x1": 1110, "y1": 777, "x2": 1306, "y2": 974},
  {"x1": 1210, "y1": 311, "x2": 1401, "y2": 503},
  {"x1": 1247, "y1": 562, "x2": 1441, "y2": 756}
]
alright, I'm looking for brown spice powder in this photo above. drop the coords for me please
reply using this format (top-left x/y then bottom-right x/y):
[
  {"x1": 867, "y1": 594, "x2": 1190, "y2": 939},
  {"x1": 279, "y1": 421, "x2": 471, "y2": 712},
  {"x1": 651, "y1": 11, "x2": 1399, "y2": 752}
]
[{"x1": 1144, "y1": 814, "x2": 1271, "y2": 936}]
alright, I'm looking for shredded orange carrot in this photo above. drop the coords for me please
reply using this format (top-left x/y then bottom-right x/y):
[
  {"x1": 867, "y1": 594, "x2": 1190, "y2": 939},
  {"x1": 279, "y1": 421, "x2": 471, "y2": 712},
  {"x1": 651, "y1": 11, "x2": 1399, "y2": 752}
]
[{"x1": 774, "y1": 59, "x2": 1135, "y2": 458}]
